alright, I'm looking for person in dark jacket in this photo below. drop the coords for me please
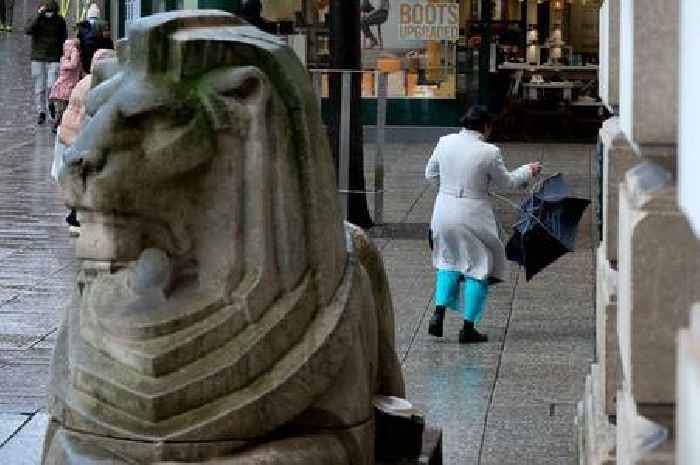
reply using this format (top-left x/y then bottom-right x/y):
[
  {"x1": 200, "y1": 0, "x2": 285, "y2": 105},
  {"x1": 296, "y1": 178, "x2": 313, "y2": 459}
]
[
  {"x1": 76, "y1": 3, "x2": 113, "y2": 72},
  {"x1": 25, "y1": 0, "x2": 66, "y2": 125}
]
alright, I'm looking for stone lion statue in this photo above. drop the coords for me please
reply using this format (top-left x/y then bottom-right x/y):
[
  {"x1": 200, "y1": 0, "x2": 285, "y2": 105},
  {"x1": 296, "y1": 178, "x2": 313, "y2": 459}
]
[{"x1": 43, "y1": 10, "x2": 405, "y2": 465}]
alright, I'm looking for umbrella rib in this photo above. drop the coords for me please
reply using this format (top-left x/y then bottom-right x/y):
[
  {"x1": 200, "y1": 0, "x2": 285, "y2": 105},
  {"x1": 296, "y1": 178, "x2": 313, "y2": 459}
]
[{"x1": 490, "y1": 192, "x2": 557, "y2": 238}]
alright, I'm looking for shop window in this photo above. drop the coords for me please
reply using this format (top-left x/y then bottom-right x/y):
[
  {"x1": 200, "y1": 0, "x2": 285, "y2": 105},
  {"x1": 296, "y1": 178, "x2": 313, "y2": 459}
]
[
  {"x1": 358, "y1": 0, "x2": 459, "y2": 99},
  {"x1": 125, "y1": 0, "x2": 141, "y2": 28}
]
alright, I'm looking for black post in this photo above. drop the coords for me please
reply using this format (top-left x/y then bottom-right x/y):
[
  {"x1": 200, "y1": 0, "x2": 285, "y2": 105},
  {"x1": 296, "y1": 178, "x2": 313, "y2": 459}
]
[
  {"x1": 328, "y1": 0, "x2": 373, "y2": 228},
  {"x1": 478, "y1": 0, "x2": 493, "y2": 109},
  {"x1": 521, "y1": 0, "x2": 528, "y2": 50}
]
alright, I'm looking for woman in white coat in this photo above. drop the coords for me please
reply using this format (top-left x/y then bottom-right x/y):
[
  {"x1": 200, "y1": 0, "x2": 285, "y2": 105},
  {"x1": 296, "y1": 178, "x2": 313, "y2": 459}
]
[{"x1": 426, "y1": 106, "x2": 541, "y2": 343}]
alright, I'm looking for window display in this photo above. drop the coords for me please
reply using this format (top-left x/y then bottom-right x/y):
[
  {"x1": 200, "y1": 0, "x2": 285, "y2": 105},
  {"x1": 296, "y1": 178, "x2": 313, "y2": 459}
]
[{"x1": 359, "y1": 0, "x2": 459, "y2": 99}]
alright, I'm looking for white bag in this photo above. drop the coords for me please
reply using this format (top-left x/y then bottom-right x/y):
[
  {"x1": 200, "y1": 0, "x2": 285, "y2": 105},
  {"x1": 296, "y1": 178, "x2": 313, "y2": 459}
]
[{"x1": 51, "y1": 129, "x2": 66, "y2": 182}]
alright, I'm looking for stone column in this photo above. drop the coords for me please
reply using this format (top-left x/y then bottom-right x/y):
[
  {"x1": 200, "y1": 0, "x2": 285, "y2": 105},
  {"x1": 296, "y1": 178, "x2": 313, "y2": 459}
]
[
  {"x1": 598, "y1": 0, "x2": 619, "y2": 112},
  {"x1": 600, "y1": 117, "x2": 635, "y2": 265},
  {"x1": 677, "y1": 304, "x2": 700, "y2": 465},
  {"x1": 595, "y1": 244, "x2": 617, "y2": 417},
  {"x1": 674, "y1": 3, "x2": 700, "y2": 464},
  {"x1": 594, "y1": 117, "x2": 635, "y2": 420},
  {"x1": 616, "y1": 164, "x2": 700, "y2": 405},
  {"x1": 615, "y1": 163, "x2": 700, "y2": 465},
  {"x1": 619, "y1": 0, "x2": 678, "y2": 150},
  {"x1": 679, "y1": 0, "x2": 700, "y2": 235}
]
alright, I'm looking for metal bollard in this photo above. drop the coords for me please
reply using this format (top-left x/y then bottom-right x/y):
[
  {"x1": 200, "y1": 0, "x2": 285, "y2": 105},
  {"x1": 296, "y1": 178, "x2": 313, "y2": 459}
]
[
  {"x1": 309, "y1": 69, "x2": 386, "y2": 225},
  {"x1": 338, "y1": 72, "x2": 352, "y2": 220},
  {"x1": 375, "y1": 71, "x2": 386, "y2": 225}
]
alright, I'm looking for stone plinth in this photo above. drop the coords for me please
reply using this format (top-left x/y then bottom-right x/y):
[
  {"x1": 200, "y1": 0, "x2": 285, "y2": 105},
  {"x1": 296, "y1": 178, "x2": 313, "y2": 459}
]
[
  {"x1": 676, "y1": 304, "x2": 700, "y2": 465},
  {"x1": 619, "y1": 0, "x2": 679, "y2": 148},
  {"x1": 596, "y1": 245, "x2": 618, "y2": 416},
  {"x1": 599, "y1": 0, "x2": 620, "y2": 112},
  {"x1": 617, "y1": 163, "x2": 700, "y2": 405}
]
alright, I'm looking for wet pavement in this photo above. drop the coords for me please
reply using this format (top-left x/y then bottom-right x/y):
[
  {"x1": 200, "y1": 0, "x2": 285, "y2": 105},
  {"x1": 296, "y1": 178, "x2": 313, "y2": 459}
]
[{"x1": 0, "y1": 6, "x2": 596, "y2": 464}]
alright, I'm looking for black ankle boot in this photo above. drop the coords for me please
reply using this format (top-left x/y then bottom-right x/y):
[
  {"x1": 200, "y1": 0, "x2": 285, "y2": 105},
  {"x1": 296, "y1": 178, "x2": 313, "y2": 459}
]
[
  {"x1": 428, "y1": 306, "x2": 446, "y2": 337},
  {"x1": 459, "y1": 320, "x2": 488, "y2": 344},
  {"x1": 65, "y1": 209, "x2": 80, "y2": 227}
]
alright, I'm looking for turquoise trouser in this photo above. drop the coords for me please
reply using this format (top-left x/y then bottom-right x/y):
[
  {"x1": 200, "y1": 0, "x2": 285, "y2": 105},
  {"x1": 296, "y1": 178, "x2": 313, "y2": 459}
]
[{"x1": 434, "y1": 270, "x2": 489, "y2": 323}]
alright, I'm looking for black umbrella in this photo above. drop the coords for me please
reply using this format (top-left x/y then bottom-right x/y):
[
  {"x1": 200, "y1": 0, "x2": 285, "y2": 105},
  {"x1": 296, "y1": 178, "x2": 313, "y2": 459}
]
[{"x1": 505, "y1": 173, "x2": 590, "y2": 281}]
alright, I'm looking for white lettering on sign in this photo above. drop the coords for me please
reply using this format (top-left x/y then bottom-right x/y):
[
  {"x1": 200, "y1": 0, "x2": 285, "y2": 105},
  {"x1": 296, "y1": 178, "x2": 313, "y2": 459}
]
[{"x1": 399, "y1": 2, "x2": 460, "y2": 41}]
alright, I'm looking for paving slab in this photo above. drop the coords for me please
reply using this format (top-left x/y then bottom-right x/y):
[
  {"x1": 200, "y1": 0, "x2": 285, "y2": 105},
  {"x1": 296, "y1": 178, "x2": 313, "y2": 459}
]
[
  {"x1": 0, "y1": 413, "x2": 48, "y2": 465},
  {"x1": 0, "y1": 414, "x2": 29, "y2": 445}
]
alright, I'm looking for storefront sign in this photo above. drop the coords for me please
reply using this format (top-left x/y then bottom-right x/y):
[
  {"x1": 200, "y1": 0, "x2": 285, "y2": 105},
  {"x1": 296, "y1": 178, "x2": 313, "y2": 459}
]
[{"x1": 399, "y1": 2, "x2": 459, "y2": 41}]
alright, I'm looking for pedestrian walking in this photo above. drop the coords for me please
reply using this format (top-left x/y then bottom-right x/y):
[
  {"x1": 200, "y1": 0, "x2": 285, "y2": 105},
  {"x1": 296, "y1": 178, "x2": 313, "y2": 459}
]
[
  {"x1": 425, "y1": 106, "x2": 542, "y2": 343},
  {"x1": 76, "y1": 3, "x2": 113, "y2": 73},
  {"x1": 53, "y1": 48, "x2": 116, "y2": 236},
  {"x1": 25, "y1": 0, "x2": 66, "y2": 125},
  {"x1": 0, "y1": 0, "x2": 15, "y2": 31},
  {"x1": 49, "y1": 39, "x2": 81, "y2": 133}
]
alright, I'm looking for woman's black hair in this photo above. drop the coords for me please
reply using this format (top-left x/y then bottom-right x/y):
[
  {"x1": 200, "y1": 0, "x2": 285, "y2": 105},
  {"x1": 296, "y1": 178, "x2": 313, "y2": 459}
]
[{"x1": 459, "y1": 105, "x2": 491, "y2": 132}]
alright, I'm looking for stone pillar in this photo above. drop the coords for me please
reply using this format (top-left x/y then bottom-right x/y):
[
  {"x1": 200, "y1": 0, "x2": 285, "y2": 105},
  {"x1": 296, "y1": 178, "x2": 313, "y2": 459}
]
[
  {"x1": 617, "y1": 164, "x2": 700, "y2": 405},
  {"x1": 600, "y1": 117, "x2": 636, "y2": 264},
  {"x1": 612, "y1": 4, "x2": 686, "y2": 462},
  {"x1": 675, "y1": 5, "x2": 700, "y2": 465},
  {"x1": 677, "y1": 304, "x2": 700, "y2": 465},
  {"x1": 619, "y1": 0, "x2": 679, "y2": 150},
  {"x1": 615, "y1": 163, "x2": 700, "y2": 465},
  {"x1": 598, "y1": 0, "x2": 619, "y2": 112},
  {"x1": 679, "y1": 0, "x2": 700, "y2": 237},
  {"x1": 595, "y1": 245, "x2": 617, "y2": 417}
]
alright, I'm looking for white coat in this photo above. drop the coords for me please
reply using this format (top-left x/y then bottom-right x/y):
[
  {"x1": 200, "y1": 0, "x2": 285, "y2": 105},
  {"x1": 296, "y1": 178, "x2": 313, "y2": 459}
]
[{"x1": 426, "y1": 129, "x2": 532, "y2": 282}]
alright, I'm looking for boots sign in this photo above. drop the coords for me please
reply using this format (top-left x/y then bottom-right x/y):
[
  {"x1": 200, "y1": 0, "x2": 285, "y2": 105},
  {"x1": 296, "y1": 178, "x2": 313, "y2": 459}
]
[{"x1": 399, "y1": 1, "x2": 459, "y2": 41}]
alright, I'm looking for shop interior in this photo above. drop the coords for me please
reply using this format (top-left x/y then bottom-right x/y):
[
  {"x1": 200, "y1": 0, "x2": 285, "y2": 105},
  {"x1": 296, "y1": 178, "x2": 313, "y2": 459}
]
[{"x1": 247, "y1": 0, "x2": 605, "y2": 138}]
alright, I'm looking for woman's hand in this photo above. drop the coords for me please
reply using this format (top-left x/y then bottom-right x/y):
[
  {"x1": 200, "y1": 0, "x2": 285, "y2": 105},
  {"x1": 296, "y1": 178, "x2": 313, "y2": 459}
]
[{"x1": 529, "y1": 162, "x2": 542, "y2": 177}]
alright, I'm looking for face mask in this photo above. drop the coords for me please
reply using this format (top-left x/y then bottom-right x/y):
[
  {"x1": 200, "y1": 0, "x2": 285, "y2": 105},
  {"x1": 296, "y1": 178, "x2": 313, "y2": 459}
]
[{"x1": 45, "y1": 12, "x2": 54, "y2": 17}]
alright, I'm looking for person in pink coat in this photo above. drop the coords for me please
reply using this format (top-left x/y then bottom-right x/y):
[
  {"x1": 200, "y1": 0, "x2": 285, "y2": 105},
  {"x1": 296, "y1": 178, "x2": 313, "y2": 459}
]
[
  {"x1": 52, "y1": 48, "x2": 115, "y2": 235},
  {"x1": 49, "y1": 38, "x2": 81, "y2": 132}
]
